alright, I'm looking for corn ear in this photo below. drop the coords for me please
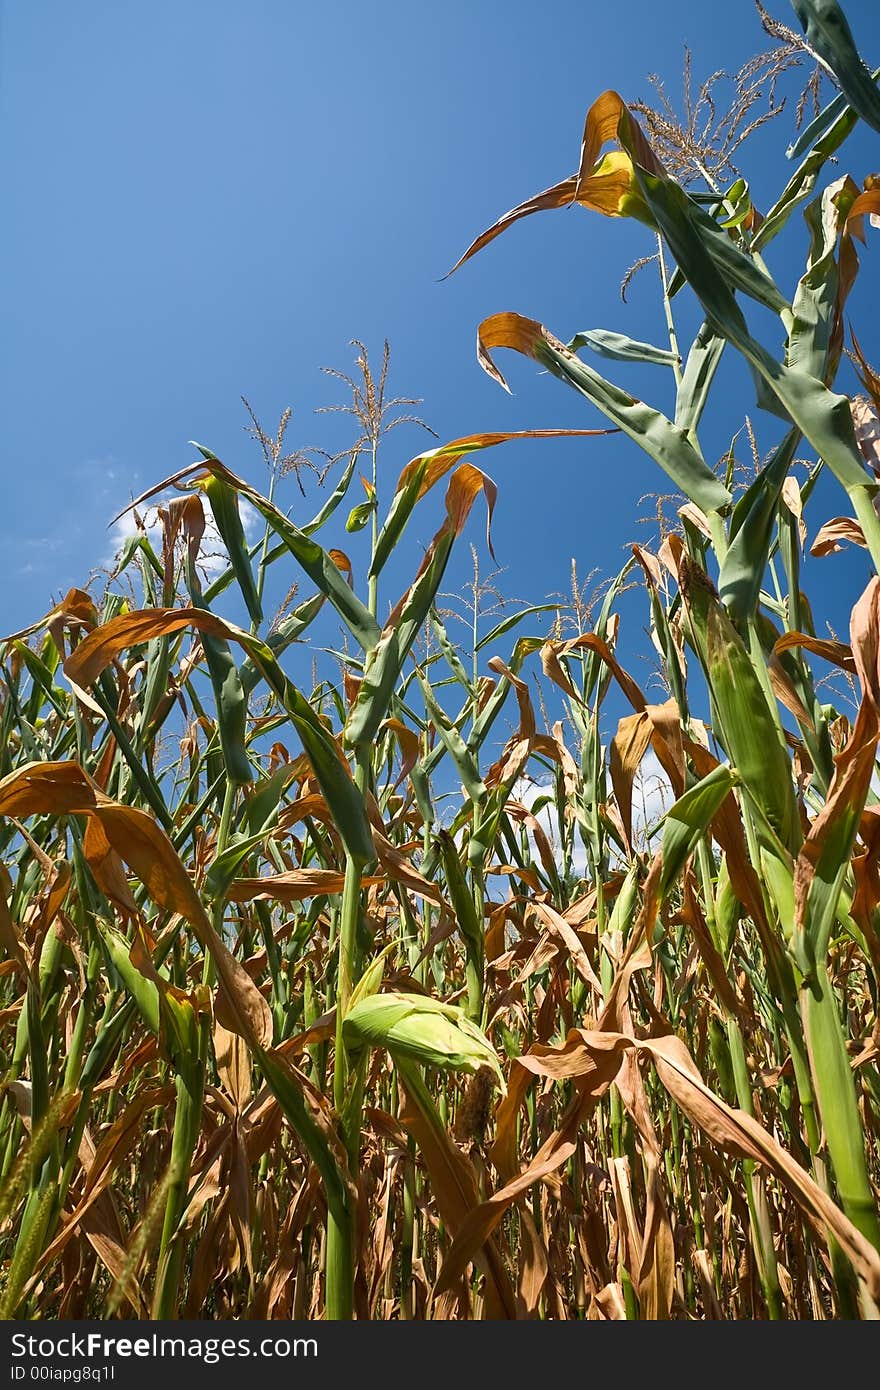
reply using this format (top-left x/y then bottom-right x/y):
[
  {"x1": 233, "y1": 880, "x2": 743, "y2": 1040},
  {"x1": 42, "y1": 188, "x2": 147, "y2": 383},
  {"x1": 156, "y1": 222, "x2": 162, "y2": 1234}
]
[{"x1": 343, "y1": 991, "x2": 503, "y2": 1085}]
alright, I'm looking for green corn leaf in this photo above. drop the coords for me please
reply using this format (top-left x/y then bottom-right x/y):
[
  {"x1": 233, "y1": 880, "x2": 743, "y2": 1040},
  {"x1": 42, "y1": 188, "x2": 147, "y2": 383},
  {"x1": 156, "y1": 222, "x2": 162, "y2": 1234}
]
[
  {"x1": 348, "y1": 944, "x2": 397, "y2": 1014},
  {"x1": 787, "y1": 86, "x2": 850, "y2": 161},
  {"x1": 475, "y1": 604, "x2": 561, "y2": 653},
  {"x1": 719, "y1": 429, "x2": 800, "y2": 620},
  {"x1": 345, "y1": 501, "x2": 375, "y2": 534},
  {"x1": 687, "y1": 578, "x2": 800, "y2": 856},
  {"x1": 417, "y1": 672, "x2": 487, "y2": 803},
  {"x1": 567, "y1": 328, "x2": 679, "y2": 367},
  {"x1": 465, "y1": 676, "x2": 516, "y2": 757},
  {"x1": 675, "y1": 322, "x2": 726, "y2": 437},
  {"x1": 14, "y1": 640, "x2": 67, "y2": 720},
  {"x1": 788, "y1": 177, "x2": 858, "y2": 384},
  {"x1": 538, "y1": 337, "x2": 733, "y2": 514},
  {"x1": 345, "y1": 528, "x2": 459, "y2": 750},
  {"x1": 98, "y1": 925, "x2": 202, "y2": 1077},
  {"x1": 438, "y1": 829, "x2": 484, "y2": 1018},
  {"x1": 803, "y1": 966, "x2": 880, "y2": 1250},
  {"x1": 791, "y1": 2, "x2": 880, "y2": 133},
  {"x1": 97, "y1": 924, "x2": 160, "y2": 1036},
  {"x1": 202, "y1": 536, "x2": 264, "y2": 605},
  {"x1": 635, "y1": 172, "x2": 880, "y2": 569},
  {"x1": 242, "y1": 764, "x2": 297, "y2": 834},
  {"x1": 245, "y1": 505, "x2": 379, "y2": 654},
  {"x1": 199, "y1": 634, "x2": 254, "y2": 786},
  {"x1": 430, "y1": 609, "x2": 473, "y2": 692},
  {"x1": 25, "y1": 979, "x2": 49, "y2": 1124},
  {"x1": 132, "y1": 609, "x2": 377, "y2": 868},
  {"x1": 271, "y1": 679, "x2": 375, "y2": 867},
  {"x1": 679, "y1": 198, "x2": 791, "y2": 318},
  {"x1": 201, "y1": 473, "x2": 263, "y2": 627},
  {"x1": 794, "y1": 734, "x2": 877, "y2": 973},
  {"x1": 718, "y1": 177, "x2": 757, "y2": 230},
  {"x1": 205, "y1": 453, "x2": 359, "y2": 608},
  {"x1": 370, "y1": 472, "x2": 426, "y2": 581},
  {"x1": 713, "y1": 855, "x2": 742, "y2": 959},
  {"x1": 137, "y1": 636, "x2": 175, "y2": 740},
  {"x1": 205, "y1": 831, "x2": 270, "y2": 900},
  {"x1": 660, "y1": 764, "x2": 738, "y2": 898},
  {"x1": 186, "y1": 457, "x2": 380, "y2": 652},
  {"x1": 182, "y1": 548, "x2": 254, "y2": 787},
  {"x1": 303, "y1": 447, "x2": 359, "y2": 535},
  {"x1": 753, "y1": 83, "x2": 870, "y2": 250},
  {"x1": 256, "y1": 1049, "x2": 349, "y2": 1227},
  {"x1": 370, "y1": 430, "x2": 607, "y2": 581},
  {"x1": 707, "y1": 1015, "x2": 737, "y2": 1103},
  {"x1": 240, "y1": 593, "x2": 324, "y2": 695},
  {"x1": 480, "y1": 316, "x2": 731, "y2": 514}
]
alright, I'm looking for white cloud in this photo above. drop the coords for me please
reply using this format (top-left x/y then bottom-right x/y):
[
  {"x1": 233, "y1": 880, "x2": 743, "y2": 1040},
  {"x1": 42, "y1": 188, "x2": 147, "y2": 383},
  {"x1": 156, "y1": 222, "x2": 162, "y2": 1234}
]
[
  {"x1": 511, "y1": 771, "x2": 588, "y2": 878},
  {"x1": 631, "y1": 748, "x2": 673, "y2": 840},
  {"x1": 511, "y1": 745, "x2": 674, "y2": 880}
]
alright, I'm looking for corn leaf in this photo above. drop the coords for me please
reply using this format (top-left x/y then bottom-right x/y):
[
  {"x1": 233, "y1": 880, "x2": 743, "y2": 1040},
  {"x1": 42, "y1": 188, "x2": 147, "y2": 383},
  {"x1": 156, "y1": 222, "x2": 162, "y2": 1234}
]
[
  {"x1": 477, "y1": 313, "x2": 732, "y2": 515},
  {"x1": 791, "y1": 1, "x2": 880, "y2": 132}
]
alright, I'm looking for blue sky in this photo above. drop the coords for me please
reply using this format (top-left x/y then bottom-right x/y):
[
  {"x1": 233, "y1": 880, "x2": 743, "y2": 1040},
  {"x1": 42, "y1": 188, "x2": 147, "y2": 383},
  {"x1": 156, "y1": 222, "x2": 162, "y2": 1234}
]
[{"x1": 1, "y1": 0, "x2": 878, "y2": 690}]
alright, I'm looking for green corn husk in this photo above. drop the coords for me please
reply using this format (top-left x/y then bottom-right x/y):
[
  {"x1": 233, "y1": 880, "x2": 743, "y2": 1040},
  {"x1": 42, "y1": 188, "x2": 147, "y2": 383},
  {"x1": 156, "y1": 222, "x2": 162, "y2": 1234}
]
[
  {"x1": 683, "y1": 563, "x2": 800, "y2": 856},
  {"x1": 342, "y1": 991, "x2": 503, "y2": 1084}
]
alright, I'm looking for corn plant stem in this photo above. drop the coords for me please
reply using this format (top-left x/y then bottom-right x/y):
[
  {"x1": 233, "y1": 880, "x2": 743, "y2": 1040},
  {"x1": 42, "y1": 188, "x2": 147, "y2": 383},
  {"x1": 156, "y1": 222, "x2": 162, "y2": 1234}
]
[
  {"x1": 726, "y1": 1017, "x2": 785, "y2": 1319},
  {"x1": 599, "y1": 926, "x2": 625, "y2": 1161},
  {"x1": 691, "y1": 826, "x2": 789, "y2": 1321},
  {"x1": 203, "y1": 780, "x2": 237, "y2": 994},
  {"x1": 472, "y1": 587, "x2": 479, "y2": 693},
  {"x1": 255, "y1": 468, "x2": 278, "y2": 613},
  {"x1": 597, "y1": 878, "x2": 638, "y2": 1318},
  {"x1": 686, "y1": 1138, "x2": 705, "y2": 1251},
  {"x1": 368, "y1": 439, "x2": 379, "y2": 619},
  {"x1": 400, "y1": 1133, "x2": 417, "y2": 1318},
  {"x1": 802, "y1": 967, "x2": 880, "y2": 1253},
  {"x1": 152, "y1": 1055, "x2": 206, "y2": 1319},
  {"x1": 467, "y1": 859, "x2": 485, "y2": 1024},
  {"x1": 90, "y1": 685, "x2": 172, "y2": 830},
  {"x1": 326, "y1": 744, "x2": 372, "y2": 1320},
  {"x1": 155, "y1": 775, "x2": 233, "y2": 1316},
  {"x1": 656, "y1": 237, "x2": 683, "y2": 389},
  {"x1": 401, "y1": 758, "x2": 435, "y2": 1307},
  {"x1": 5, "y1": 990, "x2": 59, "y2": 1315},
  {"x1": 2, "y1": 1179, "x2": 55, "y2": 1318},
  {"x1": 332, "y1": 849, "x2": 366, "y2": 1119},
  {"x1": 812, "y1": 1146, "x2": 863, "y2": 1320},
  {"x1": 61, "y1": 985, "x2": 93, "y2": 1095},
  {"x1": 171, "y1": 767, "x2": 227, "y2": 851},
  {"x1": 737, "y1": 807, "x2": 824, "y2": 1156},
  {"x1": 0, "y1": 1111, "x2": 18, "y2": 1185},
  {"x1": 734, "y1": 811, "x2": 855, "y2": 1315}
]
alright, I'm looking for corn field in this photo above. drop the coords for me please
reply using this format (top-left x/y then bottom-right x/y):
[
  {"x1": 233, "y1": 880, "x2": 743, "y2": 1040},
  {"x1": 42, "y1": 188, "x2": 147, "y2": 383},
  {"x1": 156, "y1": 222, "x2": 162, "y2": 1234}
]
[{"x1": 3, "y1": 0, "x2": 880, "y2": 1320}]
